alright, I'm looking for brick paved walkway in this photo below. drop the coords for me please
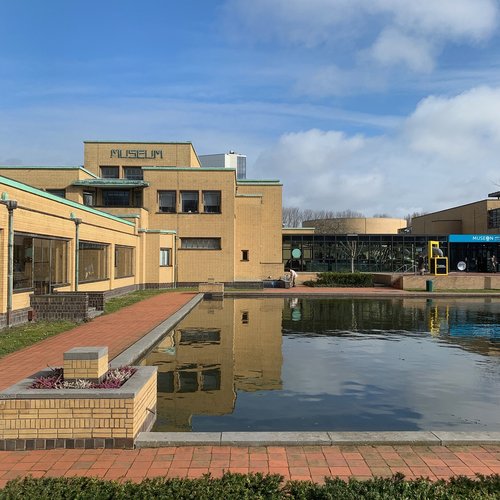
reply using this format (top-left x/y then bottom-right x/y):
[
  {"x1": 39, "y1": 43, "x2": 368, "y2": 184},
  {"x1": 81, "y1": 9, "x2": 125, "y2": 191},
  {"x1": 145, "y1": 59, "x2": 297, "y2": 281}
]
[
  {"x1": 0, "y1": 445, "x2": 498, "y2": 487},
  {"x1": 0, "y1": 291, "x2": 196, "y2": 391}
]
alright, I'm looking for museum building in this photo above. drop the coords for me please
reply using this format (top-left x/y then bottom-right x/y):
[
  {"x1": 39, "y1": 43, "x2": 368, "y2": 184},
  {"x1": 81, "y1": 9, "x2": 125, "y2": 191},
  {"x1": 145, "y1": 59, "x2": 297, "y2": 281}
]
[{"x1": 0, "y1": 141, "x2": 283, "y2": 326}]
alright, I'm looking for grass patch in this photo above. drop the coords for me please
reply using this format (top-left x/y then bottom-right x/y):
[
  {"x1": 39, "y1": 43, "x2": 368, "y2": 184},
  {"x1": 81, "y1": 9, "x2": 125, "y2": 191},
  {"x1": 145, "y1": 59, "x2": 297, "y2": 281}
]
[
  {"x1": 1, "y1": 473, "x2": 499, "y2": 499},
  {"x1": 104, "y1": 287, "x2": 196, "y2": 314},
  {"x1": 0, "y1": 320, "x2": 78, "y2": 358}
]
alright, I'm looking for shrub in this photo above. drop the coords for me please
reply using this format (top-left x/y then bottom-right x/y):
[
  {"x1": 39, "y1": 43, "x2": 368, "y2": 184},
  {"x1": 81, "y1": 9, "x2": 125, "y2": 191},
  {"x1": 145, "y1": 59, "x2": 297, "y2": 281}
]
[
  {"x1": 304, "y1": 272, "x2": 374, "y2": 287},
  {"x1": 1, "y1": 473, "x2": 499, "y2": 499}
]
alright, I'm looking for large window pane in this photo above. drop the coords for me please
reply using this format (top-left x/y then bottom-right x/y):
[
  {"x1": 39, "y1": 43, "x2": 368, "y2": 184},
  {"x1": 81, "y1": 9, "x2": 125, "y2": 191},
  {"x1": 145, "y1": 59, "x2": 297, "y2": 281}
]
[
  {"x1": 158, "y1": 191, "x2": 176, "y2": 213},
  {"x1": 203, "y1": 191, "x2": 221, "y2": 213},
  {"x1": 160, "y1": 248, "x2": 171, "y2": 266},
  {"x1": 180, "y1": 238, "x2": 221, "y2": 250},
  {"x1": 115, "y1": 246, "x2": 134, "y2": 278},
  {"x1": 103, "y1": 190, "x2": 130, "y2": 206},
  {"x1": 14, "y1": 235, "x2": 68, "y2": 291},
  {"x1": 181, "y1": 191, "x2": 198, "y2": 213},
  {"x1": 79, "y1": 241, "x2": 108, "y2": 282},
  {"x1": 123, "y1": 167, "x2": 143, "y2": 180},
  {"x1": 100, "y1": 166, "x2": 119, "y2": 178},
  {"x1": 13, "y1": 235, "x2": 33, "y2": 290}
]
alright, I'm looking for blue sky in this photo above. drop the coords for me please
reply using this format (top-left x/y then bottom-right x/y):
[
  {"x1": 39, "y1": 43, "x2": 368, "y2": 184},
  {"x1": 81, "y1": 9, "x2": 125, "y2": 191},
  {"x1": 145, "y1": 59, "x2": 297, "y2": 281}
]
[{"x1": 2, "y1": 0, "x2": 500, "y2": 216}]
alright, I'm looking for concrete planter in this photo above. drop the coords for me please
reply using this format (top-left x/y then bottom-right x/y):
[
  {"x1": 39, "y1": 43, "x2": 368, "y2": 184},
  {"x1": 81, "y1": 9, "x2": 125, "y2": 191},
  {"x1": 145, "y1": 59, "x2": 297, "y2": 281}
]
[{"x1": 0, "y1": 365, "x2": 157, "y2": 451}]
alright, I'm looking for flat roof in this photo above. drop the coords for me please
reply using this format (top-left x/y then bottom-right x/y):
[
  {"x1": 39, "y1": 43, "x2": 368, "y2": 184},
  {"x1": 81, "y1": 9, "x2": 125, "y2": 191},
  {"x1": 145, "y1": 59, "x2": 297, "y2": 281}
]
[{"x1": 0, "y1": 165, "x2": 98, "y2": 178}]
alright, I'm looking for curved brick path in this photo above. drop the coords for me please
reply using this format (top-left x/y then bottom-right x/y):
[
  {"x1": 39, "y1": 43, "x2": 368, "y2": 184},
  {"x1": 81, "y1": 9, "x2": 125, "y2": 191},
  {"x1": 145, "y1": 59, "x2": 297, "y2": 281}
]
[
  {"x1": 1, "y1": 288, "x2": 499, "y2": 486},
  {"x1": 0, "y1": 291, "x2": 196, "y2": 391}
]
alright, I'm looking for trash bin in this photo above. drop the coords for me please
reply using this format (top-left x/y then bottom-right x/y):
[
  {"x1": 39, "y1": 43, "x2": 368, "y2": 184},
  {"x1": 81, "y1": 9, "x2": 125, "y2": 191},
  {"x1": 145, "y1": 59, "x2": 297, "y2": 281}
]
[{"x1": 426, "y1": 280, "x2": 433, "y2": 292}]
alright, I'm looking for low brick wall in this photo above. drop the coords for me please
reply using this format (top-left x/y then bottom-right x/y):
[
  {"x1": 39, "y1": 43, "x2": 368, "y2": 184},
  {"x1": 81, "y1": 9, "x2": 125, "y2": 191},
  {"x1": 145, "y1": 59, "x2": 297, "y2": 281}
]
[
  {"x1": 199, "y1": 282, "x2": 224, "y2": 298},
  {"x1": 31, "y1": 294, "x2": 89, "y2": 322},
  {"x1": 0, "y1": 366, "x2": 157, "y2": 450},
  {"x1": 0, "y1": 307, "x2": 32, "y2": 329},
  {"x1": 398, "y1": 274, "x2": 500, "y2": 290}
]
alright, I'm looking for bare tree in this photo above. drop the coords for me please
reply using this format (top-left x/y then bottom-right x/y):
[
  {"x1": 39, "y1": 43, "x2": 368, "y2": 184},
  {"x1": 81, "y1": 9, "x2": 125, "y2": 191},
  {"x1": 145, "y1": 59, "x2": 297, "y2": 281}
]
[
  {"x1": 282, "y1": 207, "x2": 367, "y2": 227},
  {"x1": 282, "y1": 207, "x2": 302, "y2": 227},
  {"x1": 338, "y1": 239, "x2": 363, "y2": 272},
  {"x1": 404, "y1": 211, "x2": 426, "y2": 226}
]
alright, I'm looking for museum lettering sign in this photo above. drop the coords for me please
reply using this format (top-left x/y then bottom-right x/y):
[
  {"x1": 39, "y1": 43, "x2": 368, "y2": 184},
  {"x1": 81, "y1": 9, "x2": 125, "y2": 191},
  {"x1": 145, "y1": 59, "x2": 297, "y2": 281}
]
[{"x1": 110, "y1": 149, "x2": 163, "y2": 159}]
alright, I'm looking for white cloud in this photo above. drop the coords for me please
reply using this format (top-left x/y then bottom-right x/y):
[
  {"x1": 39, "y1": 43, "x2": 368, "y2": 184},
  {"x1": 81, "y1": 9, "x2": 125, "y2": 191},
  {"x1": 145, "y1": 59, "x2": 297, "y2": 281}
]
[
  {"x1": 224, "y1": 0, "x2": 499, "y2": 72},
  {"x1": 254, "y1": 85, "x2": 500, "y2": 216},
  {"x1": 367, "y1": 29, "x2": 435, "y2": 72}
]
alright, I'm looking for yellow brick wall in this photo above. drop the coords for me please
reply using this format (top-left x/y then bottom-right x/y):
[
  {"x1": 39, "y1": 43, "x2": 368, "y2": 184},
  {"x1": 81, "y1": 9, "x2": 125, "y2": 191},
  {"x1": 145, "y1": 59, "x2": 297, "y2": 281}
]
[
  {"x1": 83, "y1": 142, "x2": 200, "y2": 175},
  {"x1": 63, "y1": 357, "x2": 108, "y2": 381},
  {"x1": 0, "y1": 370, "x2": 156, "y2": 441}
]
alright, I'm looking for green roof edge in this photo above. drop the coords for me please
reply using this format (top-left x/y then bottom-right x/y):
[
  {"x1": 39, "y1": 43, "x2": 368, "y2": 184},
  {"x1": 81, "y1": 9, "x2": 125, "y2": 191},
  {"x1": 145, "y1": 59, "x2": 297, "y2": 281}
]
[{"x1": 0, "y1": 175, "x2": 135, "y2": 227}]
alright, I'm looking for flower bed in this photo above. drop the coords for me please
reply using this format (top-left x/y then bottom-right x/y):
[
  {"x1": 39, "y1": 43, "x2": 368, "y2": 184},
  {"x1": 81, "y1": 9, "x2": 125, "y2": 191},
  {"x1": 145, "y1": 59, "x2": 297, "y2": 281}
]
[{"x1": 30, "y1": 366, "x2": 137, "y2": 389}]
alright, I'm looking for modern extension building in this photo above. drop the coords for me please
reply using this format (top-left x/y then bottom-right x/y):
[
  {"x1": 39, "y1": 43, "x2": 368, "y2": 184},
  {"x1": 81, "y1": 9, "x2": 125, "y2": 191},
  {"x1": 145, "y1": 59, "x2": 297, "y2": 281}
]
[
  {"x1": 199, "y1": 151, "x2": 247, "y2": 179},
  {"x1": 0, "y1": 141, "x2": 283, "y2": 326}
]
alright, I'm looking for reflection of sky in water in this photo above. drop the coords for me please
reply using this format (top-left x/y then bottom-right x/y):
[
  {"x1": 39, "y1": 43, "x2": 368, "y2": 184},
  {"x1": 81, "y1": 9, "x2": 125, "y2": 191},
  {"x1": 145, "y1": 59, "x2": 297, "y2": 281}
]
[{"x1": 151, "y1": 298, "x2": 500, "y2": 432}]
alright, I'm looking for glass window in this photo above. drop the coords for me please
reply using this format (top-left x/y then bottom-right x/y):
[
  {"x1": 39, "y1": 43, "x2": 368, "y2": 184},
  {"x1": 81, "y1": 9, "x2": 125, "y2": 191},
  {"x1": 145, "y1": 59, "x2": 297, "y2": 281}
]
[
  {"x1": 13, "y1": 234, "x2": 68, "y2": 291},
  {"x1": 158, "y1": 191, "x2": 176, "y2": 213},
  {"x1": 488, "y1": 208, "x2": 500, "y2": 228},
  {"x1": 79, "y1": 241, "x2": 108, "y2": 282},
  {"x1": 180, "y1": 238, "x2": 221, "y2": 250},
  {"x1": 115, "y1": 246, "x2": 134, "y2": 278},
  {"x1": 123, "y1": 167, "x2": 143, "y2": 180},
  {"x1": 100, "y1": 166, "x2": 119, "y2": 178},
  {"x1": 241, "y1": 250, "x2": 249, "y2": 261},
  {"x1": 201, "y1": 368, "x2": 221, "y2": 391},
  {"x1": 203, "y1": 191, "x2": 221, "y2": 213},
  {"x1": 46, "y1": 189, "x2": 66, "y2": 198},
  {"x1": 102, "y1": 190, "x2": 130, "y2": 206},
  {"x1": 181, "y1": 191, "x2": 198, "y2": 213},
  {"x1": 160, "y1": 248, "x2": 171, "y2": 266},
  {"x1": 83, "y1": 191, "x2": 95, "y2": 206}
]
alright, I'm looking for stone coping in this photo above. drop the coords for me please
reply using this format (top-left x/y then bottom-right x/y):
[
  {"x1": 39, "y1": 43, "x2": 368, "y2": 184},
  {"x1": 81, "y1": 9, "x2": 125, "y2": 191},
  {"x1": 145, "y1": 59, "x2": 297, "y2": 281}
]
[
  {"x1": 0, "y1": 366, "x2": 156, "y2": 400},
  {"x1": 110, "y1": 293, "x2": 204, "y2": 368},
  {"x1": 225, "y1": 291, "x2": 500, "y2": 298},
  {"x1": 135, "y1": 431, "x2": 500, "y2": 448},
  {"x1": 64, "y1": 346, "x2": 108, "y2": 360}
]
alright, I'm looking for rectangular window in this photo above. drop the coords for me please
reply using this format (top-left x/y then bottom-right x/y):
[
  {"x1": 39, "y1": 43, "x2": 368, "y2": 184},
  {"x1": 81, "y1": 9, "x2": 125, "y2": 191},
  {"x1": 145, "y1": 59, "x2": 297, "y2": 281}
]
[
  {"x1": 46, "y1": 189, "x2": 66, "y2": 198},
  {"x1": 13, "y1": 234, "x2": 68, "y2": 291},
  {"x1": 180, "y1": 238, "x2": 221, "y2": 250},
  {"x1": 241, "y1": 249, "x2": 249, "y2": 261},
  {"x1": 181, "y1": 191, "x2": 199, "y2": 213},
  {"x1": 83, "y1": 191, "x2": 95, "y2": 206},
  {"x1": 100, "y1": 166, "x2": 119, "y2": 178},
  {"x1": 488, "y1": 208, "x2": 500, "y2": 229},
  {"x1": 203, "y1": 191, "x2": 221, "y2": 213},
  {"x1": 123, "y1": 167, "x2": 143, "y2": 180},
  {"x1": 102, "y1": 190, "x2": 130, "y2": 207},
  {"x1": 158, "y1": 191, "x2": 176, "y2": 213},
  {"x1": 160, "y1": 248, "x2": 171, "y2": 266},
  {"x1": 115, "y1": 245, "x2": 134, "y2": 278},
  {"x1": 79, "y1": 241, "x2": 108, "y2": 282}
]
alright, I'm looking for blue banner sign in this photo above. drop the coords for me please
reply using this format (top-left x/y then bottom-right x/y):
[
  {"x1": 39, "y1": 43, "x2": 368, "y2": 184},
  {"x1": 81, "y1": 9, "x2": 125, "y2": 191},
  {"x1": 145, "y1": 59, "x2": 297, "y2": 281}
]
[{"x1": 449, "y1": 234, "x2": 500, "y2": 243}]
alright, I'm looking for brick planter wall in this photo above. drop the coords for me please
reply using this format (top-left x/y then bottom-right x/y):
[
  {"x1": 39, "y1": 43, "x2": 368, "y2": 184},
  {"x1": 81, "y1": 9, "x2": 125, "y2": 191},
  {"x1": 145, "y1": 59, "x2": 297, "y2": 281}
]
[
  {"x1": 31, "y1": 294, "x2": 90, "y2": 322},
  {"x1": 0, "y1": 366, "x2": 157, "y2": 450}
]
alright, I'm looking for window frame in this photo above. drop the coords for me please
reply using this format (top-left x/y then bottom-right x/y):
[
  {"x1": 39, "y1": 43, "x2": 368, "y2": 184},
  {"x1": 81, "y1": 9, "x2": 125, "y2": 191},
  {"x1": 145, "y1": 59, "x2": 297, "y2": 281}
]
[
  {"x1": 160, "y1": 248, "x2": 172, "y2": 267},
  {"x1": 180, "y1": 190, "x2": 199, "y2": 213},
  {"x1": 158, "y1": 190, "x2": 177, "y2": 213},
  {"x1": 241, "y1": 249, "x2": 249, "y2": 261},
  {"x1": 202, "y1": 190, "x2": 221, "y2": 213},
  {"x1": 180, "y1": 238, "x2": 221, "y2": 250},
  {"x1": 114, "y1": 245, "x2": 135, "y2": 279},
  {"x1": 100, "y1": 166, "x2": 120, "y2": 179}
]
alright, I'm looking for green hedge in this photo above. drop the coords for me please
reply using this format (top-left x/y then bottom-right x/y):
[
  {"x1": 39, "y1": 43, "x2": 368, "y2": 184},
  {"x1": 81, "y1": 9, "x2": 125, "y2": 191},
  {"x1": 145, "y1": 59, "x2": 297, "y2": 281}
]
[
  {"x1": 1, "y1": 473, "x2": 499, "y2": 499},
  {"x1": 304, "y1": 272, "x2": 374, "y2": 287}
]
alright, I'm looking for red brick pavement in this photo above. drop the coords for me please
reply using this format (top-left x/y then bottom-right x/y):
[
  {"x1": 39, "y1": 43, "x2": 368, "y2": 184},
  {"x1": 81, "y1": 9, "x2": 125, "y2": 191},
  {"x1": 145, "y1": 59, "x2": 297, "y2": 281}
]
[
  {"x1": 0, "y1": 291, "x2": 196, "y2": 391},
  {"x1": 0, "y1": 445, "x2": 498, "y2": 487}
]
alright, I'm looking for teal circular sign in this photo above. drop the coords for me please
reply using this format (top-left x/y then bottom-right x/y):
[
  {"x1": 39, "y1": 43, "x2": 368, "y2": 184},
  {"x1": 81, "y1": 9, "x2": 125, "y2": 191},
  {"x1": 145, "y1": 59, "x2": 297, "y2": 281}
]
[{"x1": 291, "y1": 248, "x2": 301, "y2": 259}]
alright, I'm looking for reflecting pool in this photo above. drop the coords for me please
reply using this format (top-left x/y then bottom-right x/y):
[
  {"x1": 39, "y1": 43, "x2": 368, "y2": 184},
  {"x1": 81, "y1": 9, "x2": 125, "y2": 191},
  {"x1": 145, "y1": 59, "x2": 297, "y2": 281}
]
[{"x1": 139, "y1": 297, "x2": 500, "y2": 432}]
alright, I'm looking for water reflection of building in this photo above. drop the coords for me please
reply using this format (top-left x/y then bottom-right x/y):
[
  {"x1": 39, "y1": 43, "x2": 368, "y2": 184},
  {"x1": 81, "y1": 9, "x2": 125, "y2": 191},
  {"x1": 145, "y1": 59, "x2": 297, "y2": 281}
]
[{"x1": 142, "y1": 298, "x2": 283, "y2": 431}]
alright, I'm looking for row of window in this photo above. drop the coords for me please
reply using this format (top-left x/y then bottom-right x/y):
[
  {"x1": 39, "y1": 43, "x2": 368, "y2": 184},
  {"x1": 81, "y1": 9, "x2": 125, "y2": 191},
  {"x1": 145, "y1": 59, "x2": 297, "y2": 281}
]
[
  {"x1": 488, "y1": 208, "x2": 500, "y2": 229},
  {"x1": 158, "y1": 190, "x2": 221, "y2": 214},
  {"x1": 13, "y1": 234, "x2": 150, "y2": 291},
  {"x1": 46, "y1": 189, "x2": 222, "y2": 213},
  {"x1": 101, "y1": 166, "x2": 143, "y2": 180}
]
